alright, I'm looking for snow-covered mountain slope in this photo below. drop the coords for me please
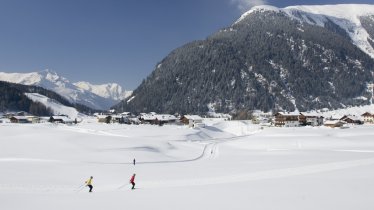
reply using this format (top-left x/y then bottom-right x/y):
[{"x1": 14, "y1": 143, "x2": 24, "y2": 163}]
[
  {"x1": 25, "y1": 93, "x2": 80, "y2": 119},
  {"x1": 236, "y1": 4, "x2": 374, "y2": 58},
  {"x1": 73, "y1": 81, "x2": 132, "y2": 101},
  {"x1": 0, "y1": 70, "x2": 131, "y2": 110}
]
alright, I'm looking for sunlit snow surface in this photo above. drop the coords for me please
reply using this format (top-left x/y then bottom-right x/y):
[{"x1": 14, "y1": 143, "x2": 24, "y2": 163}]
[{"x1": 1, "y1": 119, "x2": 374, "y2": 210}]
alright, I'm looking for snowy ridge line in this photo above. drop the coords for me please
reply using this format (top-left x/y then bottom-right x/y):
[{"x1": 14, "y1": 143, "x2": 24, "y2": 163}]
[
  {"x1": 235, "y1": 4, "x2": 374, "y2": 58},
  {"x1": 139, "y1": 157, "x2": 374, "y2": 189}
]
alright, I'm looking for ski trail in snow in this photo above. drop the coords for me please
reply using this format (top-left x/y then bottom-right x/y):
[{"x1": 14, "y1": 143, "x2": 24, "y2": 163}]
[
  {"x1": 139, "y1": 157, "x2": 374, "y2": 189},
  {"x1": 1, "y1": 157, "x2": 373, "y2": 193},
  {"x1": 85, "y1": 130, "x2": 263, "y2": 165}
]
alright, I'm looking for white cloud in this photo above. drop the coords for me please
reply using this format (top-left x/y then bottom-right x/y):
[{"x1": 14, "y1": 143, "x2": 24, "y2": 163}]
[{"x1": 231, "y1": 0, "x2": 268, "y2": 12}]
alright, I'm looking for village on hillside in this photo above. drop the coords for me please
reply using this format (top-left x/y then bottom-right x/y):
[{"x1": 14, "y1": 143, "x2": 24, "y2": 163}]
[{"x1": 1, "y1": 109, "x2": 374, "y2": 128}]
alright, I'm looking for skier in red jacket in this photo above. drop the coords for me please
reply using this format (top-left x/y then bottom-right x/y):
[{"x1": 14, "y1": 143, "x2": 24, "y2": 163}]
[{"x1": 130, "y1": 174, "x2": 136, "y2": 190}]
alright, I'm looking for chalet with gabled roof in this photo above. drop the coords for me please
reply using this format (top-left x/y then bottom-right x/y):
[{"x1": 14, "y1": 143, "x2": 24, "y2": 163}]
[
  {"x1": 180, "y1": 115, "x2": 205, "y2": 128},
  {"x1": 324, "y1": 120, "x2": 346, "y2": 128},
  {"x1": 299, "y1": 113, "x2": 324, "y2": 126},
  {"x1": 361, "y1": 112, "x2": 374, "y2": 124},
  {"x1": 274, "y1": 112, "x2": 300, "y2": 127},
  {"x1": 340, "y1": 115, "x2": 363, "y2": 125},
  {"x1": 139, "y1": 113, "x2": 178, "y2": 125},
  {"x1": 10, "y1": 116, "x2": 29, "y2": 123},
  {"x1": 49, "y1": 116, "x2": 74, "y2": 124}
]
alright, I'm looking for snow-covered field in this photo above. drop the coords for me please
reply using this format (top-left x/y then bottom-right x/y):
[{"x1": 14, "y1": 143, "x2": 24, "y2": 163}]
[{"x1": 1, "y1": 120, "x2": 374, "y2": 210}]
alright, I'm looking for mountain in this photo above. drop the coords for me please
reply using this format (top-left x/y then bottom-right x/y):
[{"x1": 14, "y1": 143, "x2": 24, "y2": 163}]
[
  {"x1": 0, "y1": 70, "x2": 132, "y2": 110},
  {"x1": 73, "y1": 81, "x2": 132, "y2": 101},
  {"x1": 0, "y1": 80, "x2": 95, "y2": 117},
  {"x1": 114, "y1": 4, "x2": 374, "y2": 115}
]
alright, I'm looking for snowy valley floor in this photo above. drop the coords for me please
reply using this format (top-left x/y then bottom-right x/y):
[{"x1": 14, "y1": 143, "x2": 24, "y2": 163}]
[{"x1": 1, "y1": 120, "x2": 374, "y2": 210}]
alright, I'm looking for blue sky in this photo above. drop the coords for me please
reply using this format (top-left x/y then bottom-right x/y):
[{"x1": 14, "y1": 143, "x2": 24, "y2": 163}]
[{"x1": 0, "y1": 0, "x2": 372, "y2": 89}]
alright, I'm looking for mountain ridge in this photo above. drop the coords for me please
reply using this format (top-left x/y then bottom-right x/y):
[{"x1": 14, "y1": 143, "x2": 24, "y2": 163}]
[
  {"x1": 73, "y1": 81, "x2": 132, "y2": 101},
  {"x1": 113, "y1": 4, "x2": 374, "y2": 115},
  {"x1": 0, "y1": 80, "x2": 96, "y2": 117},
  {"x1": 236, "y1": 4, "x2": 374, "y2": 58}
]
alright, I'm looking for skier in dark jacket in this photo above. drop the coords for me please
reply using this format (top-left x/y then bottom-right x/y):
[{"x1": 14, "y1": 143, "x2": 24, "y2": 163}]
[
  {"x1": 85, "y1": 176, "x2": 93, "y2": 192},
  {"x1": 130, "y1": 174, "x2": 136, "y2": 190},
  {"x1": 133, "y1": 158, "x2": 136, "y2": 165}
]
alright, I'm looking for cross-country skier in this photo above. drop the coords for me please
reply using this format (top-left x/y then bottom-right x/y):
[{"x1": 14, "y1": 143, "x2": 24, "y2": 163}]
[
  {"x1": 133, "y1": 158, "x2": 136, "y2": 165},
  {"x1": 130, "y1": 174, "x2": 136, "y2": 190},
  {"x1": 85, "y1": 176, "x2": 93, "y2": 192}
]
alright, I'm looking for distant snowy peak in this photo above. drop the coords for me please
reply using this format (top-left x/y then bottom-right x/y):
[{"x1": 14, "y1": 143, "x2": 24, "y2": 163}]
[
  {"x1": 74, "y1": 81, "x2": 132, "y2": 100},
  {"x1": 236, "y1": 4, "x2": 374, "y2": 58},
  {"x1": 237, "y1": 4, "x2": 374, "y2": 22},
  {"x1": 0, "y1": 71, "x2": 43, "y2": 85},
  {"x1": 0, "y1": 69, "x2": 69, "y2": 87},
  {"x1": 285, "y1": 4, "x2": 374, "y2": 21},
  {"x1": 0, "y1": 70, "x2": 131, "y2": 110}
]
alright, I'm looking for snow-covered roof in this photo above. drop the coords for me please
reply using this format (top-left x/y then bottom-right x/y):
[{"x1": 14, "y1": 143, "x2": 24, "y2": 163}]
[
  {"x1": 10, "y1": 116, "x2": 28, "y2": 120},
  {"x1": 362, "y1": 112, "x2": 374, "y2": 117},
  {"x1": 155, "y1": 114, "x2": 177, "y2": 121},
  {"x1": 52, "y1": 116, "x2": 74, "y2": 122},
  {"x1": 275, "y1": 112, "x2": 300, "y2": 116},
  {"x1": 324, "y1": 120, "x2": 345, "y2": 125},
  {"x1": 141, "y1": 113, "x2": 156, "y2": 121},
  {"x1": 342, "y1": 115, "x2": 362, "y2": 121},
  {"x1": 300, "y1": 112, "x2": 323, "y2": 118},
  {"x1": 141, "y1": 113, "x2": 177, "y2": 121},
  {"x1": 184, "y1": 115, "x2": 203, "y2": 120}
]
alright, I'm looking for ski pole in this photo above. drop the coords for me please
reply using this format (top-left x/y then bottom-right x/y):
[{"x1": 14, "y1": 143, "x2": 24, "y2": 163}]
[
  {"x1": 117, "y1": 183, "x2": 130, "y2": 190},
  {"x1": 76, "y1": 184, "x2": 86, "y2": 192}
]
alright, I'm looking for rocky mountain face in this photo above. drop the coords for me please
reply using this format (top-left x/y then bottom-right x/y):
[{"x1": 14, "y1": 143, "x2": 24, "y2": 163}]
[
  {"x1": 114, "y1": 4, "x2": 374, "y2": 115},
  {"x1": 0, "y1": 70, "x2": 132, "y2": 110}
]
